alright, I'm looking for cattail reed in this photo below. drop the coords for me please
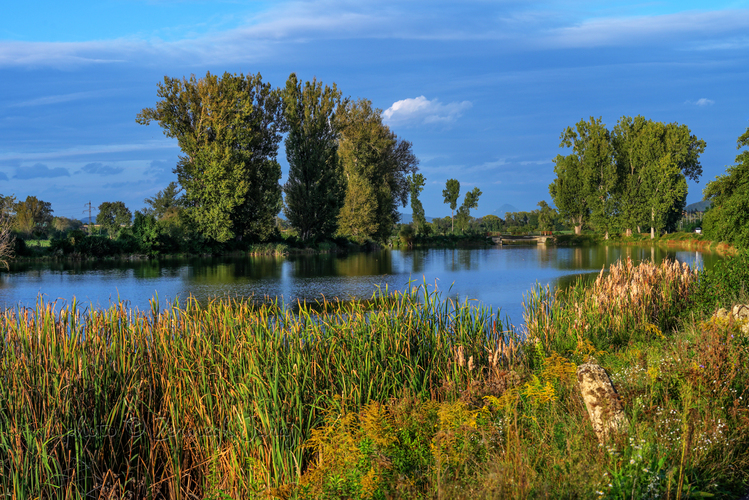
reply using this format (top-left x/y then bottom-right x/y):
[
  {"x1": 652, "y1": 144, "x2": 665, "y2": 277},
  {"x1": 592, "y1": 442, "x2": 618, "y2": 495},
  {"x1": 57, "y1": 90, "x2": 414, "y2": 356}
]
[{"x1": 0, "y1": 284, "x2": 514, "y2": 498}]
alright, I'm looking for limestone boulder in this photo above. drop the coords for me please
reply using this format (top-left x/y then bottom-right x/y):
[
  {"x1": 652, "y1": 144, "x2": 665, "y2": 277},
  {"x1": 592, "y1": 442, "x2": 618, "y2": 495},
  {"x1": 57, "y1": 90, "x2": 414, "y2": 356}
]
[{"x1": 577, "y1": 360, "x2": 628, "y2": 442}]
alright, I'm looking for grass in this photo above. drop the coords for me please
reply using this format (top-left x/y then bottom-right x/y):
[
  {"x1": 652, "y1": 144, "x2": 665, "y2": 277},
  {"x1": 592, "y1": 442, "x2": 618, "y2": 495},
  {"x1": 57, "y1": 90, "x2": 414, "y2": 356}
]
[{"x1": 2, "y1": 257, "x2": 749, "y2": 498}]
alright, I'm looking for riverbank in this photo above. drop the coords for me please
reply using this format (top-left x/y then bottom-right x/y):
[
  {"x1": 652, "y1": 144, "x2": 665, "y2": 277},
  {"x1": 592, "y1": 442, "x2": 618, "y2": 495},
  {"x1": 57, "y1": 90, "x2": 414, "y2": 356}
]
[
  {"x1": 553, "y1": 232, "x2": 738, "y2": 256},
  {"x1": 2, "y1": 252, "x2": 748, "y2": 498}
]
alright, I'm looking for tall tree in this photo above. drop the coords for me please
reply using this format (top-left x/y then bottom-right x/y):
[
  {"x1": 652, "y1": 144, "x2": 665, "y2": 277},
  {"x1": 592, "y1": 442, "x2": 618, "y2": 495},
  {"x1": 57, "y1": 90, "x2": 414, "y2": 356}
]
[
  {"x1": 702, "y1": 127, "x2": 749, "y2": 248},
  {"x1": 136, "y1": 71, "x2": 285, "y2": 243},
  {"x1": 442, "y1": 179, "x2": 460, "y2": 233},
  {"x1": 97, "y1": 201, "x2": 132, "y2": 239},
  {"x1": 282, "y1": 73, "x2": 344, "y2": 241},
  {"x1": 14, "y1": 196, "x2": 53, "y2": 237},
  {"x1": 408, "y1": 172, "x2": 427, "y2": 234},
  {"x1": 456, "y1": 187, "x2": 482, "y2": 232},
  {"x1": 613, "y1": 116, "x2": 704, "y2": 238},
  {"x1": 549, "y1": 117, "x2": 615, "y2": 236},
  {"x1": 336, "y1": 99, "x2": 418, "y2": 243}
]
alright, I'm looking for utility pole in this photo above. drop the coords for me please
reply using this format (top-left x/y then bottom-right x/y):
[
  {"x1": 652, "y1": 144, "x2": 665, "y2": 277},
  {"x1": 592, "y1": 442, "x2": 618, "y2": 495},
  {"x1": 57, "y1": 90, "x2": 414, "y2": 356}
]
[{"x1": 83, "y1": 202, "x2": 92, "y2": 235}]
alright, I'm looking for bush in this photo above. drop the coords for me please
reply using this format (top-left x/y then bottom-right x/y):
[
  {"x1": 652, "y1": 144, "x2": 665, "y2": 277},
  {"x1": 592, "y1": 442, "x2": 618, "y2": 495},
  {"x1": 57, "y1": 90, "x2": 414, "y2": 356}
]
[{"x1": 690, "y1": 250, "x2": 749, "y2": 315}]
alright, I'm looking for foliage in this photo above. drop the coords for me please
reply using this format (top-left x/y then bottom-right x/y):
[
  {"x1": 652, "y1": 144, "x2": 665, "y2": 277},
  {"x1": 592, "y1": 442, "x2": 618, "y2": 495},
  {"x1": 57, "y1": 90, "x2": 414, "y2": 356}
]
[
  {"x1": 702, "y1": 127, "x2": 749, "y2": 249},
  {"x1": 283, "y1": 73, "x2": 345, "y2": 242},
  {"x1": 336, "y1": 99, "x2": 418, "y2": 243},
  {"x1": 96, "y1": 201, "x2": 132, "y2": 239},
  {"x1": 455, "y1": 186, "x2": 482, "y2": 233},
  {"x1": 143, "y1": 181, "x2": 182, "y2": 220},
  {"x1": 613, "y1": 116, "x2": 704, "y2": 238},
  {"x1": 442, "y1": 179, "x2": 460, "y2": 233},
  {"x1": 690, "y1": 250, "x2": 749, "y2": 315},
  {"x1": 550, "y1": 116, "x2": 705, "y2": 238},
  {"x1": 14, "y1": 195, "x2": 53, "y2": 238},
  {"x1": 0, "y1": 212, "x2": 14, "y2": 269},
  {"x1": 137, "y1": 71, "x2": 285, "y2": 243},
  {"x1": 550, "y1": 117, "x2": 614, "y2": 235},
  {"x1": 408, "y1": 172, "x2": 427, "y2": 235}
]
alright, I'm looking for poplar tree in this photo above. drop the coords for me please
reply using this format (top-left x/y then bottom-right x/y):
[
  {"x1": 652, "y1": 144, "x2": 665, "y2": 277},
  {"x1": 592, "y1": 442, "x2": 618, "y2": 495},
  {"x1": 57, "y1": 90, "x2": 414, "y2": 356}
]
[
  {"x1": 282, "y1": 74, "x2": 344, "y2": 241},
  {"x1": 136, "y1": 71, "x2": 284, "y2": 243},
  {"x1": 336, "y1": 99, "x2": 418, "y2": 243},
  {"x1": 613, "y1": 116, "x2": 704, "y2": 238},
  {"x1": 408, "y1": 172, "x2": 427, "y2": 234},
  {"x1": 442, "y1": 179, "x2": 460, "y2": 233}
]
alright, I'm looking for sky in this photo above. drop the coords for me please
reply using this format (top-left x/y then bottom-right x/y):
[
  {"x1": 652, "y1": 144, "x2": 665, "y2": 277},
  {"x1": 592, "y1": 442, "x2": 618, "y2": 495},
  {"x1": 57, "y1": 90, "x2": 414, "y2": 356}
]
[{"x1": 1, "y1": 0, "x2": 748, "y2": 222}]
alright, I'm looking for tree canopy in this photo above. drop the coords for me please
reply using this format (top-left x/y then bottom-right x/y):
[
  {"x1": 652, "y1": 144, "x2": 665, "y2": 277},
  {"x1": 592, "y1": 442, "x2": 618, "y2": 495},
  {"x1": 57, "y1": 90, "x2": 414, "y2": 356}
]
[
  {"x1": 97, "y1": 201, "x2": 132, "y2": 239},
  {"x1": 282, "y1": 73, "x2": 344, "y2": 241},
  {"x1": 703, "y1": 127, "x2": 749, "y2": 248},
  {"x1": 336, "y1": 99, "x2": 418, "y2": 243},
  {"x1": 442, "y1": 179, "x2": 460, "y2": 233},
  {"x1": 137, "y1": 71, "x2": 285, "y2": 243},
  {"x1": 550, "y1": 115, "x2": 704, "y2": 238},
  {"x1": 15, "y1": 196, "x2": 53, "y2": 237}
]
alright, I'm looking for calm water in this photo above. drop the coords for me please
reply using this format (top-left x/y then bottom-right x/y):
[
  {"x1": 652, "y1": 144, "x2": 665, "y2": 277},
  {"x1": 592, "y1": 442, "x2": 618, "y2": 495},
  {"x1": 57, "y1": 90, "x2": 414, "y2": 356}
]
[{"x1": 0, "y1": 245, "x2": 724, "y2": 323}]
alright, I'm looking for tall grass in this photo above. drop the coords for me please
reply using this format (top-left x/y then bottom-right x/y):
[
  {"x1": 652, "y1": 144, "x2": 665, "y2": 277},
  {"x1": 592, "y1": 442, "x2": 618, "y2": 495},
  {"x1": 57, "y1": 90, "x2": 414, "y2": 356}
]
[
  {"x1": 524, "y1": 257, "x2": 695, "y2": 355},
  {"x1": 0, "y1": 285, "x2": 513, "y2": 498}
]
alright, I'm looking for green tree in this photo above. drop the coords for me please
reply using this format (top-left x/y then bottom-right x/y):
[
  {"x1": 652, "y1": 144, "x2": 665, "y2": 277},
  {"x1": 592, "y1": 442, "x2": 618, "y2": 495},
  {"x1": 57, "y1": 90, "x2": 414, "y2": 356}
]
[
  {"x1": 336, "y1": 99, "x2": 418, "y2": 243},
  {"x1": 442, "y1": 179, "x2": 460, "y2": 233},
  {"x1": 703, "y1": 127, "x2": 749, "y2": 248},
  {"x1": 479, "y1": 214, "x2": 504, "y2": 232},
  {"x1": 613, "y1": 116, "x2": 704, "y2": 238},
  {"x1": 97, "y1": 201, "x2": 132, "y2": 239},
  {"x1": 408, "y1": 172, "x2": 427, "y2": 234},
  {"x1": 137, "y1": 71, "x2": 285, "y2": 243},
  {"x1": 144, "y1": 182, "x2": 182, "y2": 220},
  {"x1": 337, "y1": 174, "x2": 378, "y2": 245},
  {"x1": 0, "y1": 195, "x2": 15, "y2": 269},
  {"x1": 282, "y1": 73, "x2": 344, "y2": 241},
  {"x1": 537, "y1": 201, "x2": 558, "y2": 232},
  {"x1": 455, "y1": 187, "x2": 481, "y2": 232},
  {"x1": 549, "y1": 117, "x2": 615, "y2": 236},
  {"x1": 14, "y1": 196, "x2": 53, "y2": 237}
]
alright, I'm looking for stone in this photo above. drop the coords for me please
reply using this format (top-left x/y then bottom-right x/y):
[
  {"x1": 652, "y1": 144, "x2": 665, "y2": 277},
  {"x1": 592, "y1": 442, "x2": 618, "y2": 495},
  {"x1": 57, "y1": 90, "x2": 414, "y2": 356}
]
[
  {"x1": 732, "y1": 304, "x2": 749, "y2": 321},
  {"x1": 577, "y1": 361, "x2": 628, "y2": 442}
]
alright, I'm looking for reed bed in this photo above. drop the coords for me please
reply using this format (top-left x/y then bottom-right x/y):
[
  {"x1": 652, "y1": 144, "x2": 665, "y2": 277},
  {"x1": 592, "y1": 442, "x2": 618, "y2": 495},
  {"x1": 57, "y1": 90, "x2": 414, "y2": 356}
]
[
  {"x1": 0, "y1": 285, "x2": 514, "y2": 499},
  {"x1": 524, "y1": 257, "x2": 696, "y2": 354}
]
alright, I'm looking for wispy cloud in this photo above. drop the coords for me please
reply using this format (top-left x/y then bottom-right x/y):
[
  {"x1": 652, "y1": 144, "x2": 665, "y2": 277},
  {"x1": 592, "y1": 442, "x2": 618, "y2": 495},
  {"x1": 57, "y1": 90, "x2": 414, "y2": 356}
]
[
  {"x1": 384, "y1": 96, "x2": 472, "y2": 126},
  {"x1": 8, "y1": 89, "x2": 120, "y2": 108},
  {"x1": 14, "y1": 163, "x2": 70, "y2": 179},
  {"x1": 3, "y1": 3, "x2": 749, "y2": 69},
  {"x1": 686, "y1": 98, "x2": 715, "y2": 106},
  {"x1": 0, "y1": 141, "x2": 176, "y2": 162},
  {"x1": 79, "y1": 162, "x2": 124, "y2": 176},
  {"x1": 538, "y1": 9, "x2": 749, "y2": 49},
  {"x1": 0, "y1": 172, "x2": 8, "y2": 181}
]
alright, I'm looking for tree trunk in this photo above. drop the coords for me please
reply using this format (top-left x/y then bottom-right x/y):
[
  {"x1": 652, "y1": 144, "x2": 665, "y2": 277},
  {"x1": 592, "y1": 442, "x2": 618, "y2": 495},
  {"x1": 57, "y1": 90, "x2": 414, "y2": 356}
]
[
  {"x1": 650, "y1": 207, "x2": 655, "y2": 240},
  {"x1": 625, "y1": 228, "x2": 632, "y2": 237},
  {"x1": 604, "y1": 231, "x2": 609, "y2": 240},
  {"x1": 574, "y1": 225, "x2": 582, "y2": 235}
]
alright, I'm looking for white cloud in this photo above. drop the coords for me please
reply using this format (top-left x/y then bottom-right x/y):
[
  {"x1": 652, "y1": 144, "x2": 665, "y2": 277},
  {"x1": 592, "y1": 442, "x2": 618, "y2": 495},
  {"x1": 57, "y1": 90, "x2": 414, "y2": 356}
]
[
  {"x1": 383, "y1": 96, "x2": 472, "y2": 126},
  {"x1": 692, "y1": 98, "x2": 715, "y2": 106}
]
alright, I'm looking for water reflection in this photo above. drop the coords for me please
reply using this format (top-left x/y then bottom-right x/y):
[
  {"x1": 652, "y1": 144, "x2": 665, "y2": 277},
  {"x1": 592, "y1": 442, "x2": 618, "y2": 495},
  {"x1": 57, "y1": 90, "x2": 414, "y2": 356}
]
[{"x1": 0, "y1": 245, "x2": 726, "y2": 323}]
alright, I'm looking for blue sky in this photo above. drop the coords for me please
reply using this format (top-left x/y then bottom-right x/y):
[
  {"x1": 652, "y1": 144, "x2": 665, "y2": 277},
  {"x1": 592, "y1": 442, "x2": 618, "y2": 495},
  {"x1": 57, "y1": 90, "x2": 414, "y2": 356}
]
[{"x1": 1, "y1": 1, "x2": 748, "y2": 221}]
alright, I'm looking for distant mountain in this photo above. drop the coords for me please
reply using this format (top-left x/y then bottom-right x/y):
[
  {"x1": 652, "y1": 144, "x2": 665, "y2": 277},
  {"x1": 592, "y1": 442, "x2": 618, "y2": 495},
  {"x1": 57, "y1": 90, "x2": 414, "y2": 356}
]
[
  {"x1": 685, "y1": 200, "x2": 711, "y2": 213},
  {"x1": 399, "y1": 212, "x2": 435, "y2": 224}
]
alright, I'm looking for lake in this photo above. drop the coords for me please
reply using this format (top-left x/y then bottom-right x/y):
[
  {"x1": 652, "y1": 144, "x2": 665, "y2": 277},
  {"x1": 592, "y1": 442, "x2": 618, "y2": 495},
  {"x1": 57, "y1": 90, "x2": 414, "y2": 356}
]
[{"x1": 0, "y1": 245, "x2": 724, "y2": 324}]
